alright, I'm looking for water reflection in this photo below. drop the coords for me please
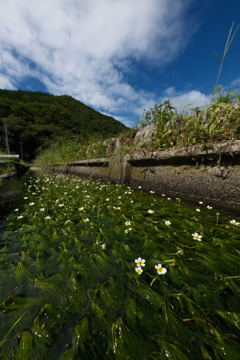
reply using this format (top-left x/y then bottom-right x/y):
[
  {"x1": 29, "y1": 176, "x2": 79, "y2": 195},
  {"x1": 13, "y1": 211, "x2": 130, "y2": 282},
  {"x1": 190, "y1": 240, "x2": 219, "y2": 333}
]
[
  {"x1": 0, "y1": 176, "x2": 25, "y2": 239},
  {"x1": 0, "y1": 178, "x2": 23, "y2": 214}
]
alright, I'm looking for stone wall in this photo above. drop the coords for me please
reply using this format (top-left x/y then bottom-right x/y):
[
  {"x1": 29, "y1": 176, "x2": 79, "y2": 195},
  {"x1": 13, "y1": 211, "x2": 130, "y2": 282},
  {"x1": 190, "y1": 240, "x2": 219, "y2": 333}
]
[{"x1": 50, "y1": 140, "x2": 240, "y2": 214}]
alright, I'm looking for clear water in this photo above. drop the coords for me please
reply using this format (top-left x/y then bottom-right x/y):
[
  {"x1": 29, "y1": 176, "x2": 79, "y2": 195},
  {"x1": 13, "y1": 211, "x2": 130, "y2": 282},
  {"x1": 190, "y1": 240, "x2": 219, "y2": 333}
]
[
  {"x1": 0, "y1": 173, "x2": 240, "y2": 359},
  {"x1": 0, "y1": 177, "x2": 25, "y2": 240}
]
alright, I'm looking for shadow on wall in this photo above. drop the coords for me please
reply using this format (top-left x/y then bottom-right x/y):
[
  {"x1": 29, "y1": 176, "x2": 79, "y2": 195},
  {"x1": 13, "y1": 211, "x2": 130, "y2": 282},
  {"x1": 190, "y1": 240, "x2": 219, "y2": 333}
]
[{"x1": 49, "y1": 140, "x2": 240, "y2": 215}]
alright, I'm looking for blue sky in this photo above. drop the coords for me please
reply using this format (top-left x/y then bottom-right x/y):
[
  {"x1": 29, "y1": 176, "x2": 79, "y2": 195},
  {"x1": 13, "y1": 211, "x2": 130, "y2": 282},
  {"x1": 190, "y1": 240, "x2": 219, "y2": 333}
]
[{"x1": 0, "y1": 0, "x2": 239, "y2": 127}]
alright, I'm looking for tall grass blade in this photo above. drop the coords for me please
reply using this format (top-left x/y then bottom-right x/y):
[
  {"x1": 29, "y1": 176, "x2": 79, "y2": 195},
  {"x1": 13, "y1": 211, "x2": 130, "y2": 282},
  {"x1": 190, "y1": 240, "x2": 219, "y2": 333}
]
[{"x1": 213, "y1": 21, "x2": 240, "y2": 91}]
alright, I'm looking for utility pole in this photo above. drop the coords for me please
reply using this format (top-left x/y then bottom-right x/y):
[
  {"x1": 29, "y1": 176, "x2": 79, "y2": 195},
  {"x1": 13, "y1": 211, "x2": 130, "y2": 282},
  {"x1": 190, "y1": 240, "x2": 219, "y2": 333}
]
[
  {"x1": 19, "y1": 142, "x2": 23, "y2": 160},
  {"x1": 3, "y1": 118, "x2": 10, "y2": 154}
]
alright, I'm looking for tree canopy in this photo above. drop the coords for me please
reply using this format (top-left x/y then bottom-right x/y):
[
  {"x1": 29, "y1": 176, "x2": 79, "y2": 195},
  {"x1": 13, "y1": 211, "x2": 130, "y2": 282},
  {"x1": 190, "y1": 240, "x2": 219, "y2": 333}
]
[{"x1": 0, "y1": 89, "x2": 128, "y2": 160}]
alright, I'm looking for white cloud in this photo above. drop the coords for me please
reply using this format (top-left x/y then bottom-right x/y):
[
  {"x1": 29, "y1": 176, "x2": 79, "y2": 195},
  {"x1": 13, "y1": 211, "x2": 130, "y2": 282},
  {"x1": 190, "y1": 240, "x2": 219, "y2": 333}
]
[
  {"x1": 0, "y1": 0, "x2": 198, "y2": 121},
  {"x1": 105, "y1": 114, "x2": 135, "y2": 128},
  {"x1": 0, "y1": 74, "x2": 16, "y2": 90},
  {"x1": 231, "y1": 77, "x2": 240, "y2": 90},
  {"x1": 162, "y1": 87, "x2": 210, "y2": 113}
]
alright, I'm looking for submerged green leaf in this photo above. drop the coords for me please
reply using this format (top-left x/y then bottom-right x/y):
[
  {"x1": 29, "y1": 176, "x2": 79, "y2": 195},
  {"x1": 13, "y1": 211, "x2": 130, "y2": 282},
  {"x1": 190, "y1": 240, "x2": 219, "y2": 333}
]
[{"x1": 0, "y1": 173, "x2": 239, "y2": 359}]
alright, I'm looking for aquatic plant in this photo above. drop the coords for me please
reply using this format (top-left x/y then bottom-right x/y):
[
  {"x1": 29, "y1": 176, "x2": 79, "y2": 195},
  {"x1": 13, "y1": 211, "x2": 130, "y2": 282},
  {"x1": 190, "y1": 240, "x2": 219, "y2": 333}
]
[{"x1": 0, "y1": 174, "x2": 240, "y2": 359}]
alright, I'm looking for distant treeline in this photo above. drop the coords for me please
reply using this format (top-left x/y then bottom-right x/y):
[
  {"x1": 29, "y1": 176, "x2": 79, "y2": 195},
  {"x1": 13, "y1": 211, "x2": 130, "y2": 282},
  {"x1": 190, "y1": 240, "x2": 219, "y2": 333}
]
[{"x1": 0, "y1": 89, "x2": 127, "y2": 160}]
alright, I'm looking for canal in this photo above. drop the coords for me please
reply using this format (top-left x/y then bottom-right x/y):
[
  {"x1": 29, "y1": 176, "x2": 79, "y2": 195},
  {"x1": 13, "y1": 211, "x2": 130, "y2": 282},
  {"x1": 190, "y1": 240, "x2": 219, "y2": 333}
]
[{"x1": 0, "y1": 171, "x2": 240, "y2": 359}]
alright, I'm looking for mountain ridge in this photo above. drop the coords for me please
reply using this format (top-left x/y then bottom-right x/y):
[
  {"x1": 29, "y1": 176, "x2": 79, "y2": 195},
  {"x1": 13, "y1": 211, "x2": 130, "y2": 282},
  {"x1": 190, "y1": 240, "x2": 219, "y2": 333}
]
[{"x1": 0, "y1": 89, "x2": 127, "y2": 159}]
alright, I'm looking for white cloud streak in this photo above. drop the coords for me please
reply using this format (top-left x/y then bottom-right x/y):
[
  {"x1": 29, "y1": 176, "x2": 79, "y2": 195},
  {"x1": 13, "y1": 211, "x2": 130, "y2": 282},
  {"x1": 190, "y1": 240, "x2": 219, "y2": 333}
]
[
  {"x1": 0, "y1": 0, "x2": 201, "y2": 125},
  {"x1": 231, "y1": 78, "x2": 240, "y2": 89},
  {"x1": 0, "y1": 74, "x2": 15, "y2": 90},
  {"x1": 162, "y1": 87, "x2": 210, "y2": 113}
]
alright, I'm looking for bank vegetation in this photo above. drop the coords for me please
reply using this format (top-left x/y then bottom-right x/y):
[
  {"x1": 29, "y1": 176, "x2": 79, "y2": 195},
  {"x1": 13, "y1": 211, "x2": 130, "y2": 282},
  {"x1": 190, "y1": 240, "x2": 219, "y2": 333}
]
[{"x1": 34, "y1": 89, "x2": 240, "y2": 166}]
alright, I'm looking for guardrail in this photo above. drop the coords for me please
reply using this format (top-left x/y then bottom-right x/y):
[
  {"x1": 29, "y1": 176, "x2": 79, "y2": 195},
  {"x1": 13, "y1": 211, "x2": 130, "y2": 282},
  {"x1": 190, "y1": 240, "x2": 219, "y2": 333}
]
[{"x1": 0, "y1": 155, "x2": 20, "y2": 160}]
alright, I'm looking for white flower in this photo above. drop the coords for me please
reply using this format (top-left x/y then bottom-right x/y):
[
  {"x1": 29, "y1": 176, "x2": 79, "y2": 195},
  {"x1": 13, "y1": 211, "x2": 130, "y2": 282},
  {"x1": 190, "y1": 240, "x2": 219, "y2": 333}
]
[
  {"x1": 177, "y1": 249, "x2": 184, "y2": 255},
  {"x1": 29, "y1": 202, "x2": 35, "y2": 206},
  {"x1": 230, "y1": 220, "x2": 239, "y2": 226},
  {"x1": 125, "y1": 221, "x2": 131, "y2": 226},
  {"x1": 196, "y1": 209, "x2": 201, "y2": 212},
  {"x1": 148, "y1": 210, "x2": 154, "y2": 214},
  {"x1": 124, "y1": 228, "x2": 132, "y2": 233},
  {"x1": 40, "y1": 208, "x2": 45, "y2": 211},
  {"x1": 150, "y1": 191, "x2": 155, "y2": 194},
  {"x1": 162, "y1": 194, "x2": 165, "y2": 197},
  {"x1": 135, "y1": 267, "x2": 143, "y2": 275},
  {"x1": 102, "y1": 244, "x2": 106, "y2": 249},
  {"x1": 167, "y1": 198, "x2": 171, "y2": 200},
  {"x1": 192, "y1": 232, "x2": 202, "y2": 241},
  {"x1": 59, "y1": 204, "x2": 64, "y2": 207},
  {"x1": 15, "y1": 209, "x2": 19, "y2": 211},
  {"x1": 135, "y1": 257, "x2": 145, "y2": 267},
  {"x1": 138, "y1": 186, "x2": 142, "y2": 189},
  {"x1": 165, "y1": 220, "x2": 171, "y2": 226},
  {"x1": 207, "y1": 206, "x2": 212, "y2": 209},
  {"x1": 106, "y1": 198, "x2": 109, "y2": 201},
  {"x1": 24, "y1": 197, "x2": 28, "y2": 199},
  {"x1": 17, "y1": 215, "x2": 23, "y2": 219},
  {"x1": 199, "y1": 201, "x2": 203, "y2": 204},
  {"x1": 45, "y1": 216, "x2": 51, "y2": 220},
  {"x1": 79, "y1": 207, "x2": 84, "y2": 211},
  {"x1": 65, "y1": 220, "x2": 71, "y2": 224},
  {"x1": 155, "y1": 264, "x2": 167, "y2": 275},
  {"x1": 83, "y1": 218, "x2": 89, "y2": 222}
]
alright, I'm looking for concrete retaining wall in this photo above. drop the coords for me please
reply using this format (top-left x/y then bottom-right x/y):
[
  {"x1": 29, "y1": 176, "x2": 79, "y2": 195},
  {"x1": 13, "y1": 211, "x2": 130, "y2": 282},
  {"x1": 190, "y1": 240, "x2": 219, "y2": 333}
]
[
  {"x1": 50, "y1": 140, "x2": 240, "y2": 214},
  {"x1": 0, "y1": 155, "x2": 29, "y2": 178}
]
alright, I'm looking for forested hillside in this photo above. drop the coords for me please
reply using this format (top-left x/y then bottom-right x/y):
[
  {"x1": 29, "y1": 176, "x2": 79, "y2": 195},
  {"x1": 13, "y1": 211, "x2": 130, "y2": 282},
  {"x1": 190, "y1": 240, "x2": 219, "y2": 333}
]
[{"x1": 0, "y1": 89, "x2": 127, "y2": 160}]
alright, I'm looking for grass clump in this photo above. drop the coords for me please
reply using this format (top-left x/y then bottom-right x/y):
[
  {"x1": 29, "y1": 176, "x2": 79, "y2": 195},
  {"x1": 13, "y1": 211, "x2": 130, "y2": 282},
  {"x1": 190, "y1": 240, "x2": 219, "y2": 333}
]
[
  {"x1": 34, "y1": 137, "x2": 82, "y2": 165},
  {"x1": 0, "y1": 174, "x2": 240, "y2": 359},
  {"x1": 138, "y1": 95, "x2": 240, "y2": 151},
  {"x1": 34, "y1": 135, "x2": 108, "y2": 166}
]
